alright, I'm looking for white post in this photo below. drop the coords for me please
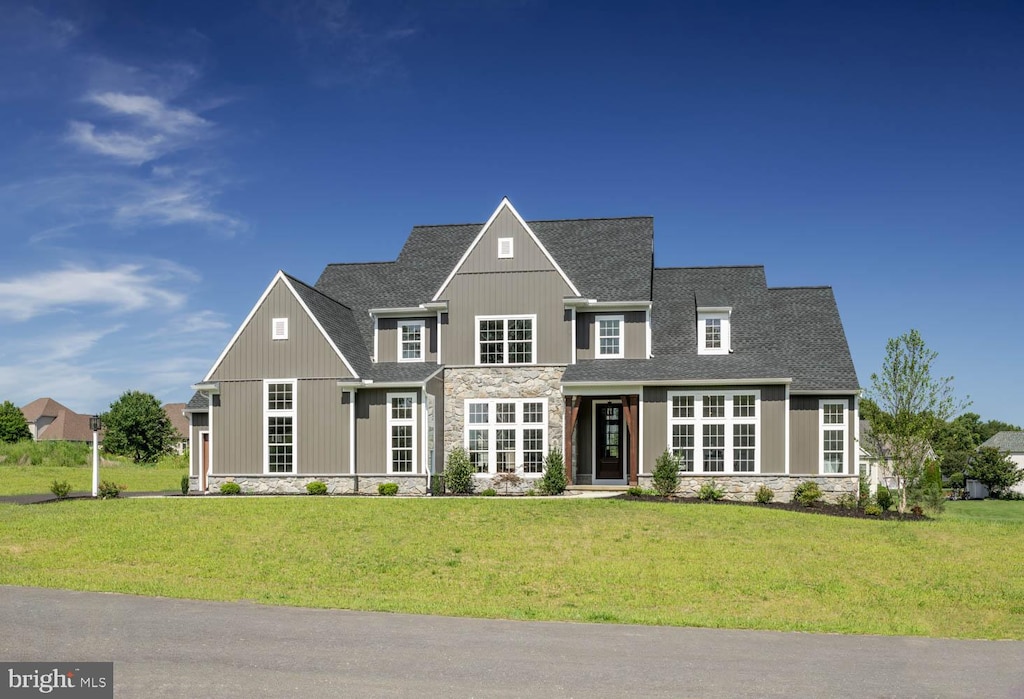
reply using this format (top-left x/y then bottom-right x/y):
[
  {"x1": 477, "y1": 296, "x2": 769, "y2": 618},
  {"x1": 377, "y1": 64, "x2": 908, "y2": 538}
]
[{"x1": 92, "y1": 428, "x2": 99, "y2": 497}]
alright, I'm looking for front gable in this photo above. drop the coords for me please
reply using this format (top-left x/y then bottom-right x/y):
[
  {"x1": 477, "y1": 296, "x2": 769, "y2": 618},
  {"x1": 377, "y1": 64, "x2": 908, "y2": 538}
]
[
  {"x1": 205, "y1": 272, "x2": 358, "y2": 382},
  {"x1": 433, "y1": 198, "x2": 581, "y2": 300}
]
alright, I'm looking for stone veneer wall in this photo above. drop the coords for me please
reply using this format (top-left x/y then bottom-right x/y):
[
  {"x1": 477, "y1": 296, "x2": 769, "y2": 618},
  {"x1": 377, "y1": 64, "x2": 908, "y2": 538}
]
[
  {"x1": 196, "y1": 474, "x2": 429, "y2": 495},
  {"x1": 635, "y1": 474, "x2": 859, "y2": 504},
  {"x1": 442, "y1": 366, "x2": 565, "y2": 466}
]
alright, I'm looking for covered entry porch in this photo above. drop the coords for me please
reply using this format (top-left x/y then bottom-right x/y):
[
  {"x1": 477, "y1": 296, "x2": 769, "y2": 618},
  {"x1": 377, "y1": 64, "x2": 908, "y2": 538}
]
[{"x1": 563, "y1": 394, "x2": 640, "y2": 486}]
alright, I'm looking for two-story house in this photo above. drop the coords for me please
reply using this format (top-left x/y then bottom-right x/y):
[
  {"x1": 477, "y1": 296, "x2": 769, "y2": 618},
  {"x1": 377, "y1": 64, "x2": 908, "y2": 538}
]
[{"x1": 186, "y1": 198, "x2": 860, "y2": 499}]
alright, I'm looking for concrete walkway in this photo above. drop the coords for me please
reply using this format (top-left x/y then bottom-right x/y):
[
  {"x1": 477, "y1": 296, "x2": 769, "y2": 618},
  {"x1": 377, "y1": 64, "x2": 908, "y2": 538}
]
[{"x1": 1, "y1": 586, "x2": 1020, "y2": 698}]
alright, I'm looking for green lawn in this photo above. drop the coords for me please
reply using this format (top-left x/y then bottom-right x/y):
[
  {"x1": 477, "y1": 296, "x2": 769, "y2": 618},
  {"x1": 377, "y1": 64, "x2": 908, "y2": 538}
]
[
  {"x1": 944, "y1": 499, "x2": 1024, "y2": 524},
  {"x1": 1, "y1": 497, "x2": 1021, "y2": 640},
  {"x1": 0, "y1": 458, "x2": 187, "y2": 495}
]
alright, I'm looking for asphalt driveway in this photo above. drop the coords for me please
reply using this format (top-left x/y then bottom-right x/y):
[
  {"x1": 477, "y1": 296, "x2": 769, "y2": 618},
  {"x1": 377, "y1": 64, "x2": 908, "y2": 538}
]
[{"x1": 1, "y1": 586, "x2": 1021, "y2": 698}]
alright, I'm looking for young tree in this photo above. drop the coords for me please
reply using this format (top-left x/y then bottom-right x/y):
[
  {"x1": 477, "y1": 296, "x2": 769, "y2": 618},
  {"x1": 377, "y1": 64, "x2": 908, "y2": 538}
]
[
  {"x1": 101, "y1": 391, "x2": 178, "y2": 463},
  {"x1": 0, "y1": 400, "x2": 31, "y2": 443},
  {"x1": 866, "y1": 329, "x2": 967, "y2": 514},
  {"x1": 967, "y1": 447, "x2": 1024, "y2": 497}
]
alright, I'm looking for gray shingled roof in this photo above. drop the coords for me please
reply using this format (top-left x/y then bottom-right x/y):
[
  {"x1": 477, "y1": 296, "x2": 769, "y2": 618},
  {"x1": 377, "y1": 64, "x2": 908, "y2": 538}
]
[
  {"x1": 185, "y1": 391, "x2": 208, "y2": 412},
  {"x1": 366, "y1": 363, "x2": 443, "y2": 384},
  {"x1": 981, "y1": 431, "x2": 1024, "y2": 453},
  {"x1": 564, "y1": 266, "x2": 859, "y2": 392},
  {"x1": 285, "y1": 273, "x2": 373, "y2": 379},
  {"x1": 315, "y1": 216, "x2": 655, "y2": 350}
]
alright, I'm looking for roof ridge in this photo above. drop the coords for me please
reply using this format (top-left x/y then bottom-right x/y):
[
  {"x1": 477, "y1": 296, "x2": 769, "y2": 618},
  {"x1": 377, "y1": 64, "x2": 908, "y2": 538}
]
[
  {"x1": 321, "y1": 261, "x2": 397, "y2": 268},
  {"x1": 769, "y1": 285, "x2": 833, "y2": 291},
  {"x1": 655, "y1": 264, "x2": 765, "y2": 271}
]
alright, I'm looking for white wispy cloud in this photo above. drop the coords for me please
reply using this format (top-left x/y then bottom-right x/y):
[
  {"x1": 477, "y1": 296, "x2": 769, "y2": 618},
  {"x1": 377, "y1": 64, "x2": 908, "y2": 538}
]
[
  {"x1": 88, "y1": 92, "x2": 208, "y2": 133},
  {"x1": 0, "y1": 264, "x2": 186, "y2": 321},
  {"x1": 114, "y1": 181, "x2": 243, "y2": 231},
  {"x1": 67, "y1": 120, "x2": 166, "y2": 164}
]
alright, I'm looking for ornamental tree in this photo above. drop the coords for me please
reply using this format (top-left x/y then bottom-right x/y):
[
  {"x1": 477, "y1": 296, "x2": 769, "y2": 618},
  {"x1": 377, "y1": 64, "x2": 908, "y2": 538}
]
[
  {"x1": 866, "y1": 329, "x2": 967, "y2": 514},
  {"x1": 0, "y1": 400, "x2": 31, "y2": 443},
  {"x1": 101, "y1": 391, "x2": 179, "y2": 463},
  {"x1": 967, "y1": 446, "x2": 1024, "y2": 497}
]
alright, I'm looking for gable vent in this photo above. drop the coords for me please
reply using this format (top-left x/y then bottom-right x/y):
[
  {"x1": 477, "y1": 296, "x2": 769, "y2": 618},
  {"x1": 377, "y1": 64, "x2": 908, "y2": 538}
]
[
  {"x1": 272, "y1": 317, "x2": 289, "y2": 340},
  {"x1": 498, "y1": 237, "x2": 514, "y2": 259}
]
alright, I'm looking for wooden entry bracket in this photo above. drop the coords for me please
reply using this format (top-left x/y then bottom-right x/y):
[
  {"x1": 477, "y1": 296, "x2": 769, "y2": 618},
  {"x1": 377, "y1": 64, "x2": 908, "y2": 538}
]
[{"x1": 621, "y1": 395, "x2": 639, "y2": 486}]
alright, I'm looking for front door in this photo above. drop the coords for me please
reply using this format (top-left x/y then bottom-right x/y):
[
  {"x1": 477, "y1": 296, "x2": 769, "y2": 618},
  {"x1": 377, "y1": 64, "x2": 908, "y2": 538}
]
[{"x1": 595, "y1": 404, "x2": 624, "y2": 481}]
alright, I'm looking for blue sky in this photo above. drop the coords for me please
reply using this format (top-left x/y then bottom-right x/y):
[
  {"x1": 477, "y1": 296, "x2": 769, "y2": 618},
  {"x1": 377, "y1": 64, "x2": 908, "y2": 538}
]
[{"x1": 1, "y1": 1, "x2": 1021, "y2": 425}]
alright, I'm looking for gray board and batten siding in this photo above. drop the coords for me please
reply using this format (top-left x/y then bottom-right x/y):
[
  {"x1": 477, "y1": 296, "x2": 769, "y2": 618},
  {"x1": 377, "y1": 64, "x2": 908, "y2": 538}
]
[
  {"x1": 789, "y1": 395, "x2": 856, "y2": 475},
  {"x1": 354, "y1": 388, "x2": 425, "y2": 475},
  {"x1": 576, "y1": 311, "x2": 647, "y2": 360},
  {"x1": 209, "y1": 279, "x2": 355, "y2": 382}
]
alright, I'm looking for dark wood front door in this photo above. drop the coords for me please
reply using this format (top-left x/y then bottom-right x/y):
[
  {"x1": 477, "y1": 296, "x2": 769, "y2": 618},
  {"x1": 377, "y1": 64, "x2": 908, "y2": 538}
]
[{"x1": 596, "y1": 404, "x2": 624, "y2": 480}]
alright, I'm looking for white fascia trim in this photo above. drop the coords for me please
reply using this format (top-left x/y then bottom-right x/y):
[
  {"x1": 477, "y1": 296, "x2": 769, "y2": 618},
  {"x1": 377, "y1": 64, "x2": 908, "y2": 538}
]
[
  {"x1": 436, "y1": 309, "x2": 443, "y2": 365},
  {"x1": 191, "y1": 382, "x2": 220, "y2": 393},
  {"x1": 645, "y1": 308, "x2": 652, "y2": 359},
  {"x1": 432, "y1": 198, "x2": 582, "y2": 300},
  {"x1": 561, "y1": 385, "x2": 644, "y2": 397},
  {"x1": 369, "y1": 306, "x2": 436, "y2": 316},
  {"x1": 570, "y1": 307, "x2": 577, "y2": 365},
  {"x1": 784, "y1": 385, "x2": 791, "y2": 475},
  {"x1": 581, "y1": 300, "x2": 653, "y2": 311},
  {"x1": 371, "y1": 312, "x2": 378, "y2": 363},
  {"x1": 344, "y1": 389, "x2": 356, "y2": 475},
  {"x1": 696, "y1": 306, "x2": 733, "y2": 314},
  {"x1": 562, "y1": 378, "x2": 792, "y2": 391}
]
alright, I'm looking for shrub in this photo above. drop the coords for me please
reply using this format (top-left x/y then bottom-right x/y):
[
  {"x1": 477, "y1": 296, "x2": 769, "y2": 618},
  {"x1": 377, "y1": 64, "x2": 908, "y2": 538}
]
[
  {"x1": 836, "y1": 492, "x2": 858, "y2": 510},
  {"x1": 858, "y1": 472, "x2": 871, "y2": 508},
  {"x1": 307, "y1": 481, "x2": 328, "y2": 495},
  {"x1": 430, "y1": 475, "x2": 445, "y2": 496},
  {"x1": 921, "y1": 480, "x2": 946, "y2": 514},
  {"x1": 651, "y1": 450, "x2": 680, "y2": 497},
  {"x1": 754, "y1": 484, "x2": 774, "y2": 504},
  {"x1": 98, "y1": 480, "x2": 124, "y2": 499},
  {"x1": 876, "y1": 485, "x2": 894, "y2": 512},
  {"x1": 492, "y1": 471, "x2": 523, "y2": 495},
  {"x1": 538, "y1": 448, "x2": 567, "y2": 495},
  {"x1": 481, "y1": 488, "x2": 497, "y2": 497},
  {"x1": 219, "y1": 482, "x2": 241, "y2": 495},
  {"x1": 525, "y1": 489, "x2": 536, "y2": 496},
  {"x1": 793, "y1": 481, "x2": 822, "y2": 507},
  {"x1": 180, "y1": 475, "x2": 190, "y2": 495},
  {"x1": 50, "y1": 479, "x2": 72, "y2": 500},
  {"x1": 697, "y1": 479, "x2": 724, "y2": 501},
  {"x1": 626, "y1": 485, "x2": 645, "y2": 497},
  {"x1": 378, "y1": 482, "x2": 399, "y2": 496},
  {"x1": 443, "y1": 447, "x2": 475, "y2": 495},
  {"x1": 864, "y1": 503, "x2": 883, "y2": 516}
]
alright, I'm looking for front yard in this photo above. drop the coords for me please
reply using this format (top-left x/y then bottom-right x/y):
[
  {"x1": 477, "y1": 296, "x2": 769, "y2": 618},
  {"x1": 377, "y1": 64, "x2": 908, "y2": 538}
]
[{"x1": 0, "y1": 497, "x2": 1021, "y2": 640}]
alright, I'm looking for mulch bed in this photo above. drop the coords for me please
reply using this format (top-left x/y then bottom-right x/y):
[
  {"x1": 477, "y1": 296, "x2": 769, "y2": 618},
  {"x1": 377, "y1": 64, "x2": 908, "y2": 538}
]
[{"x1": 613, "y1": 493, "x2": 930, "y2": 520}]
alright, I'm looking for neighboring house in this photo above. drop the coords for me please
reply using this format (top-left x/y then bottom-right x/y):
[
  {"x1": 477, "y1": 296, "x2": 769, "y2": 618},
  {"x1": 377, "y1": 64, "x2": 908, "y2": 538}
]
[
  {"x1": 187, "y1": 198, "x2": 861, "y2": 499},
  {"x1": 971, "y1": 431, "x2": 1024, "y2": 498},
  {"x1": 162, "y1": 403, "x2": 190, "y2": 455},
  {"x1": 857, "y1": 419, "x2": 937, "y2": 493},
  {"x1": 19, "y1": 398, "x2": 96, "y2": 443}
]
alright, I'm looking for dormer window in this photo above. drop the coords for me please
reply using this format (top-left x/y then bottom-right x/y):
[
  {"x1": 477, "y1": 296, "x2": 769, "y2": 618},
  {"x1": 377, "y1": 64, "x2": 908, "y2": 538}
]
[
  {"x1": 596, "y1": 315, "x2": 624, "y2": 358},
  {"x1": 697, "y1": 308, "x2": 731, "y2": 355},
  {"x1": 398, "y1": 320, "x2": 424, "y2": 362}
]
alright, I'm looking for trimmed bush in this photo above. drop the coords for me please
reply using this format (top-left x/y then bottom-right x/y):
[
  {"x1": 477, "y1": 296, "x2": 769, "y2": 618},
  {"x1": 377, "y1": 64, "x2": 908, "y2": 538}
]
[
  {"x1": 444, "y1": 447, "x2": 475, "y2": 495},
  {"x1": 538, "y1": 448, "x2": 567, "y2": 495},
  {"x1": 651, "y1": 450, "x2": 680, "y2": 497},
  {"x1": 697, "y1": 479, "x2": 724, "y2": 501},
  {"x1": 793, "y1": 481, "x2": 822, "y2": 507},
  {"x1": 50, "y1": 479, "x2": 72, "y2": 500},
  {"x1": 307, "y1": 481, "x2": 328, "y2": 495},
  {"x1": 876, "y1": 485, "x2": 893, "y2": 512},
  {"x1": 627, "y1": 485, "x2": 644, "y2": 497},
  {"x1": 180, "y1": 475, "x2": 190, "y2": 495},
  {"x1": 481, "y1": 488, "x2": 497, "y2": 497},
  {"x1": 864, "y1": 503, "x2": 883, "y2": 516},
  {"x1": 98, "y1": 480, "x2": 124, "y2": 499},
  {"x1": 754, "y1": 484, "x2": 774, "y2": 504},
  {"x1": 219, "y1": 482, "x2": 241, "y2": 495},
  {"x1": 378, "y1": 482, "x2": 399, "y2": 496}
]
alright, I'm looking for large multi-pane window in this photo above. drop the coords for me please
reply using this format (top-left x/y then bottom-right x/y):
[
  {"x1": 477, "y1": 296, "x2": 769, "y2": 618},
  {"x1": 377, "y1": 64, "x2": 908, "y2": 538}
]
[
  {"x1": 820, "y1": 400, "x2": 846, "y2": 474},
  {"x1": 463, "y1": 398, "x2": 546, "y2": 475},
  {"x1": 398, "y1": 321, "x2": 424, "y2": 362},
  {"x1": 476, "y1": 316, "x2": 536, "y2": 365},
  {"x1": 668, "y1": 391, "x2": 759, "y2": 473},
  {"x1": 596, "y1": 315, "x2": 624, "y2": 358},
  {"x1": 388, "y1": 393, "x2": 417, "y2": 473},
  {"x1": 265, "y1": 380, "x2": 295, "y2": 473}
]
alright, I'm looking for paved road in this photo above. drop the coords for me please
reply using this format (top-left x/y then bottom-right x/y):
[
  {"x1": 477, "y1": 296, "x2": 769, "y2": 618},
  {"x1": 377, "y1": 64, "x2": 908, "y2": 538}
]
[{"x1": 1, "y1": 586, "x2": 1021, "y2": 698}]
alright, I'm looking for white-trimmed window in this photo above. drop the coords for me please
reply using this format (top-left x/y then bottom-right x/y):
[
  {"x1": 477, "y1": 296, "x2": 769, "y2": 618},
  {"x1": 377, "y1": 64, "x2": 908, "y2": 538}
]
[
  {"x1": 697, "y1": 309, "x2": 731, "y2": 355},
  {"x1": 596, "y1": 315, "x2": 624, "y2": 358},
  {"x1": 272, "y1": 317, "x2": 289, "y2": 340},
  {"x1": 388, "y1": 393, "x2": 417, "y2": 473},
  {"x1": 265, "y1": 380, "x2": 295, "y2": 473},
  {"x1": 498, "y1": 237, "x2": 514, "y2": 258},
  {"x1": 820, "y1": 400, "x2": 847, "y2": 474},
  {"x1": 463, "y1": 398, "x2": 546, "y2": 475},
  {"x1": 476, "y1": 315, "x2": 536, "y2": 365},
  {"x1": 398, "y1": 320, "x2": 425, "y2": 362},
  {"x1": 668, "y1": 391, "x2": 759, "y2": 472}
]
